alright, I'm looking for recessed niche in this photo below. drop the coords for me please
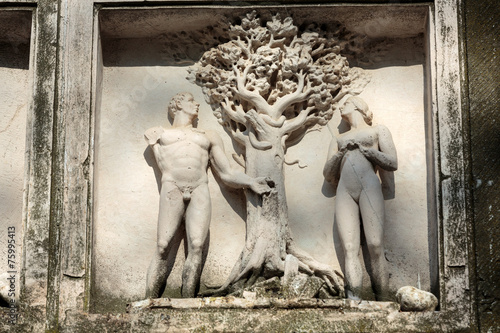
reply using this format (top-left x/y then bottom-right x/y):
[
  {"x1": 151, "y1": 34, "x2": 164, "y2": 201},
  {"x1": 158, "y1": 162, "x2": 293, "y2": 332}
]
[{"x1": 91, "y1": 5, "x2": 435, "y2": 312}]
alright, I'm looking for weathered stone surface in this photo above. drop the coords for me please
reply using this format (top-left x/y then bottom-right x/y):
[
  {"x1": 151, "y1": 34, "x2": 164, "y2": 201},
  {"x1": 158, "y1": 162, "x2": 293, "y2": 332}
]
[
  {"x1": 0, "y1": 2, "x2": 488, "y2": 332},
  {"x1": 283, "y1": 254, "x2": 299, "y2": 285},
  {"x1": 317, "y1": 285, "x2": 338, "y2": 299},
  {"x1": 63, "y1": 299, "x2": 454, "y2": 333},
  {"x1": 466, "y1": 0, "x2": 500, "y2": 330},
  {"x1": 396, "y1": 286, "x2": 438, "y2": 312},
  {"x1": 242, "y1": 290, "x2": 257, "y2": 301},
  {"x1": 251, "y1": 277, "x2": 282, "y2": 298},
  {"x1": 0, "y1": 273, "x2": 9, "y2": 305},
  {"x1": 127, "y1": 296, "x2": 398, "y2": 312},
  {"x1": 283, "y1": 274, "x2": 325, "y2": 298}
]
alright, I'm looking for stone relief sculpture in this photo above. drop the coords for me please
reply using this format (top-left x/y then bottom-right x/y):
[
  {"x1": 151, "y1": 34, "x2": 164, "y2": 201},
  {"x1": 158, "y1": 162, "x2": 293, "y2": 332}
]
[
  {"x1": 189, "y1": 12, "x2": 372, "y2": 296},
  {"x1": 323, "y1": 96, "x2": 398, "y2": 301},
  {"x1": 144, "y1": 92, "x2": 271, "y2": 298}
]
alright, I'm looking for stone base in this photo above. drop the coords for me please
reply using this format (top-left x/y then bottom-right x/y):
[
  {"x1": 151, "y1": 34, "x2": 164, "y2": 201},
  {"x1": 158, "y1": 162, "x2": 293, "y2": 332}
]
[
  {"x1": 0, "y1": 299, "x2": 461, "y2": 332},
  {"x1": 127, "y1": 297, "x2": 399, "y2": 313}
]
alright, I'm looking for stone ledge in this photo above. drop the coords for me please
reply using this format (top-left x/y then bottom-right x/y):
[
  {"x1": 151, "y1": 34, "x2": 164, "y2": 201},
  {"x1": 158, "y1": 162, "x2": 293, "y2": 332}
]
[{"x1": 127, "y1": 297, "x2": 400, "y2": 313}]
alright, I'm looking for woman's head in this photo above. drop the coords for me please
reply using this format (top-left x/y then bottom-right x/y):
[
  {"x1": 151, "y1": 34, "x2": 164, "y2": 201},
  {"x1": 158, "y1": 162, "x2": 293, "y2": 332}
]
[{"x1": 344, "y1": 96, "x2": 372, "y2": 125}]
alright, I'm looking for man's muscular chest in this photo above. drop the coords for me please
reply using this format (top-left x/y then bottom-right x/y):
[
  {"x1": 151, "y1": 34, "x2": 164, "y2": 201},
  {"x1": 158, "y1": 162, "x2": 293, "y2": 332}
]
[{"x1": 159, "y1": 128, "x2": 211, "y2": 150}]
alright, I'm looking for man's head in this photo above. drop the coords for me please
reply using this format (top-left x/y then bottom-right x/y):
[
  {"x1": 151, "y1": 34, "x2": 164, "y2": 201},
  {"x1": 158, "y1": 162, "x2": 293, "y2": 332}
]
[
  {"x1": 167, "y1": 92, "x2": 200, "y2": 119},
  {"x1": 344, "y1": 96, "x2": 372, "y2": 125}
]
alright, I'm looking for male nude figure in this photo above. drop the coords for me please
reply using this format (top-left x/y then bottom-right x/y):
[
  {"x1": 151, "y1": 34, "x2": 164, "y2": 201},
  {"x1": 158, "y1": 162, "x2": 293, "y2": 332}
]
[{"x1": 145, "y1": 92, "x2": 270, "y2": 298}]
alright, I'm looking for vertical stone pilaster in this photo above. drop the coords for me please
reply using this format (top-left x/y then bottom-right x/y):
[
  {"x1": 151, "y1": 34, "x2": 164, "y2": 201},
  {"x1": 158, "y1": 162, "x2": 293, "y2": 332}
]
[
  {"x1": 56, "y1": 0, "x2": 95, "y2": 323},
  {"x1": 22, "y1": 0, "x2": 58, "y2": 312}
]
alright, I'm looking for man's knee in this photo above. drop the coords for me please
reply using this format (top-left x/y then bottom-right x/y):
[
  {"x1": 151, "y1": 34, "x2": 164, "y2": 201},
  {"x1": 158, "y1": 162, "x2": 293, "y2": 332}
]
[
  {"x1": 343, "y1": 242, "x2": 360, "y2": 259},
  {"x1": 156, "y1": 241, "x2": 170, "y2": 258},
  {"x1": 367, "y1": 240, "x2": 384, "y2": 259},
  {"x1": 188, "y1": 238, "x2": 206, "y2": 255}
]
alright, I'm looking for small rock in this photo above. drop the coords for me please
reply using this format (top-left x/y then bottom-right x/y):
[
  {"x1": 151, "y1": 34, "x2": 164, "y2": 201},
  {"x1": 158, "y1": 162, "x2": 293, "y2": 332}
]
[
  {"x1": 251, "y1": 277, "x2": 281, "y2": 297},
  {"x1": 396, "y1": 286, "x2": 438, "y2": 312},
  {"x1": 284, "y1": 274, "x2": 325, "y2": 298}
]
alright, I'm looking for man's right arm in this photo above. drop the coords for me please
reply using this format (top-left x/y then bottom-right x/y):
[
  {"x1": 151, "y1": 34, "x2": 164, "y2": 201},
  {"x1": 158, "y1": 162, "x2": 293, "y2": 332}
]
[
  {"x1": 207, "y1": 130, "x2": 271, "y2": 195},
  {"x1": 144, "y1": 127, "x2": 164, "y2": 145}
]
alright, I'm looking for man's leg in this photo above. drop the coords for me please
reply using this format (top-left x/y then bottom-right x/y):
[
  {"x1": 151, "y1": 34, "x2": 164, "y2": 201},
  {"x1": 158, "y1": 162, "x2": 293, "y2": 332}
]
[
  {"x1": 146, "y1": 183, "x2": 185, "y2": 298},
  {"x1": 182, "y1": 184, "x2": 211, "y2": 298}
]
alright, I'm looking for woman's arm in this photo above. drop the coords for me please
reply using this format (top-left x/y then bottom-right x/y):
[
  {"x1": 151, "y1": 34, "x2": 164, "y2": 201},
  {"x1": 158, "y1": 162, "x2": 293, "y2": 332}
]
[
  {"x1": 323, "y1": 138, "x2": 346, "y2": 183},
  {"x1": 359, "y1": 125, "x2": 398, "y2": 171}
]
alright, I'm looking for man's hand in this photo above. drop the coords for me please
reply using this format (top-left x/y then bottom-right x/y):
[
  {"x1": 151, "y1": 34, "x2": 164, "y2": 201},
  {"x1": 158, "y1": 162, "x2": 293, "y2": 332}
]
[{"x1": 249, "y1": 177, "x2": 272, "y2": 195}]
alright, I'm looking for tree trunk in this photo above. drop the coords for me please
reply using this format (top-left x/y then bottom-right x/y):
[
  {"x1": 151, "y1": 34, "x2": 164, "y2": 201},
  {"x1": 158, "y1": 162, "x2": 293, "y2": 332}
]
[
  {"x1": 244, "y1": 135, "x2": 289, "y2": 278},
  {"x1": 213, "y1": 127, "x2": 344, "y2": 296}
]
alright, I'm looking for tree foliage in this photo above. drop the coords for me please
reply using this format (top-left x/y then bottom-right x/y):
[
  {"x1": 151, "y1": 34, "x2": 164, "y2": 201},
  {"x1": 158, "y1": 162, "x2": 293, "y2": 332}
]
[{"x1": 190, "y1": 11, "x2": 370, "y2": 149}]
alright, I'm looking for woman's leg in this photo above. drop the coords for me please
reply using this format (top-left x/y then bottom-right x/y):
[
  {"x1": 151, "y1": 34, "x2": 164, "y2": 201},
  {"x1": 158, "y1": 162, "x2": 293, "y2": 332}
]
[
  {"x1": 359, "y1": 184, "x2": 388, "y2": 300},
  {"x1": 336, "y1": 187, "x2": 363, "y2": 300}
]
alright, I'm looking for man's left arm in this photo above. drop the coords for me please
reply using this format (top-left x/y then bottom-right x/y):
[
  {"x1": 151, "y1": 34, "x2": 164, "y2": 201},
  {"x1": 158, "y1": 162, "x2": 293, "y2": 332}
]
[{"x1": 207, "y1": 131, "x2": 270, "y2": 195}]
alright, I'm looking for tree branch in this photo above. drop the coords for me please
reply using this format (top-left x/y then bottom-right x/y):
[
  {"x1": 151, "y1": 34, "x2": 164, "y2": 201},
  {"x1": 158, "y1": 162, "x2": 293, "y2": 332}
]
[
  {"x1": 249, "y1": 130, "x2": 272, "y2": 150},
  {"x1": 311, "y1": 43, "x2": 325, "y2": 57},
  {"x1": 221, "y1": 98, "x2": 246, "y2": 124},
  {"x1": 245, "y1": 109, "x2": 273, "y2": 150},
  {"x1": 234, "y1": 36, "x2": 250, "y2": 57},
  {"x1": 245, "y1": 109, "x2": 270, "y2": 136},
  {"x1": 261, "y1": 114, "x2": 286, "y2": 127},
  {"x1": 270, "y1": 37, "x2": 286, "y2": 48},
  {"x1": 231, "y1": 127, "x2": 248, "y2": 147},
  {"x1": 232, "y1": 64, "x2": 271, "y2": 115},
  {"x1": 273, "y1": 71, "x2": 312, "y2": 117},
  {"x1": 331, "y1": 88, "x2": 347, "y2": 104},
  {"x1": 281, "y1": 105, "x2": 315, "y2": 135}
]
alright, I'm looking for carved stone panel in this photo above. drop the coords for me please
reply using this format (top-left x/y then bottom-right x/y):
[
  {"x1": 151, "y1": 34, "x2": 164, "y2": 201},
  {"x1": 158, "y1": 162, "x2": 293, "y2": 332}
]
[{"x1": 92, "y1": 6, "x2": 433, "y2": 311}]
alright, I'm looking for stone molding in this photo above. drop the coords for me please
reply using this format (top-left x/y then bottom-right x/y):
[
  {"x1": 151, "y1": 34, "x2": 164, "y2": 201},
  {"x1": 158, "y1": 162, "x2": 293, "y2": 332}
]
[{"x1": 0, "y1": 0, "x2": 476, "y2": 331}]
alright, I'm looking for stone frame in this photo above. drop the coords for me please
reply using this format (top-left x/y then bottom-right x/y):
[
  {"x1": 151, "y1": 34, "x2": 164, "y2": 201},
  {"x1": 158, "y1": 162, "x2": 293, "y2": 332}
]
[{"x1": 0, "y1": 0, "x2": 475, "y2": 331}]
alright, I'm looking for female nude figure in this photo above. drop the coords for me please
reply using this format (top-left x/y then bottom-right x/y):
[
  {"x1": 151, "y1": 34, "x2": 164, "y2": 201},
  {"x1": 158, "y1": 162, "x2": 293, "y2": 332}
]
[{"x1": 323, "y1": 97, "x2": 397, "y2": 300}]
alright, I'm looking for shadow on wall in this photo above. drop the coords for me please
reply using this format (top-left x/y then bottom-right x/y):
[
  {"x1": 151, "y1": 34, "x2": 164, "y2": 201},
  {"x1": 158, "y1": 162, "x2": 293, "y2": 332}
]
[{"x1": 0, "y1": 10, "x2": 31, "y2": 70}]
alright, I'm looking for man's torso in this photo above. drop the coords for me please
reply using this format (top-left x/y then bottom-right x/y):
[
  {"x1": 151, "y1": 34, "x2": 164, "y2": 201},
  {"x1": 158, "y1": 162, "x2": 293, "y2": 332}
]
[{"x1": 154, "y1": 128, "x2": 211, "y2": 188}]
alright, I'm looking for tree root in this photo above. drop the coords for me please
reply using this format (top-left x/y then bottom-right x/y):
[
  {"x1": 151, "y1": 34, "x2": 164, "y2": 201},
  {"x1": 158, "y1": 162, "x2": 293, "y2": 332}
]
[
  {"x1": 287, "y1": 240, "x2": 345, "y2": 297},
  {"x1": 200, "y1": 241, "x2": 344, "y2": 298}
]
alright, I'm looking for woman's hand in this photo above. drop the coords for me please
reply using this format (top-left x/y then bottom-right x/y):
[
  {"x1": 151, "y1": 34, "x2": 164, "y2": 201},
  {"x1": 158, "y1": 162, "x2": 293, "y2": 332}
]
[
  {"x1": 339, "y1": 140, "x2": 358, "y2": 152},
  {"x1": 359, "y1": 145, "x2": 375, "y2": 157}
]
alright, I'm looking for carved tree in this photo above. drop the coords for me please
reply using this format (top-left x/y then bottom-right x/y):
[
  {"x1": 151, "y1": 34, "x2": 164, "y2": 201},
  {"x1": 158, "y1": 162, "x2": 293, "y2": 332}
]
[{"x1": 190, "y1": 12, "x2": 370, "y2": 295}]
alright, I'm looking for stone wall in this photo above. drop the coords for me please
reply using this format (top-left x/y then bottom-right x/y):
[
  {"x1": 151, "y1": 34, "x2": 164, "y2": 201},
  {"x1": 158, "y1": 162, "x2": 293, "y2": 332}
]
[
  {"x1": 465, "y1": 0, "x2": 500, "y2": 331},
  {"x1": 0, "y1": 0, "x2": 497, "y2": 331}
]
